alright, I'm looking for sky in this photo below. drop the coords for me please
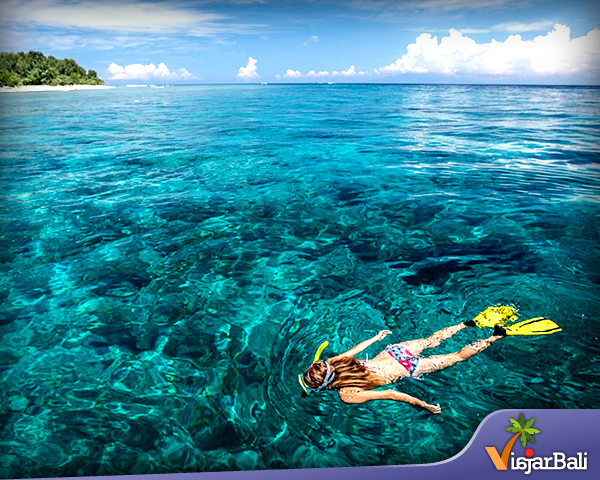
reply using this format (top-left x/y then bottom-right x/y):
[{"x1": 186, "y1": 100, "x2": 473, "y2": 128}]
[{"x1": 0, "y1": 0, "x2": 599, "y2": 85}]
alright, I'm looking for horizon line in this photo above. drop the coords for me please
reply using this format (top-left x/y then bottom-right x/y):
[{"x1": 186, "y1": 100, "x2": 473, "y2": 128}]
[{"x1": 108, "y1": 82, "x2": 600, "y2": 88}]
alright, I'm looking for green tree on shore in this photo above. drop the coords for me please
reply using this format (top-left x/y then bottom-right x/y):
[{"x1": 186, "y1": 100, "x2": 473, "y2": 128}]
[{"x1": 0, "y1": 51, "x2": 105, "y2": 87}]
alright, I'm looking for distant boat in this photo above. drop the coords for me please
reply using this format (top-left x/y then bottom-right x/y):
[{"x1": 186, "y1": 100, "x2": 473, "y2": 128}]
[
  {"x1": 261, "y1": 82, "x2": 267, "y2": 85},
  {"x1": 328, "y1": 82, "x2": 336, "y2": 85}
]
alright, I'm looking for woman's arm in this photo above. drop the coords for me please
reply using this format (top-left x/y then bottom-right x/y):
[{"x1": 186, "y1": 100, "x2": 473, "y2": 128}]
[
  {"x1": 329, "y1": 330, "x2": 392, "y2": 360},
  {"x1": 338, "y1": 387, "x2": 441, "y2": 414}
]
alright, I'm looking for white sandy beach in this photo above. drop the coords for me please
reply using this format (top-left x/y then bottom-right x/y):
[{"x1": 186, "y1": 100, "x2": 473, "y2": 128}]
[{"x1": 0, "y1": 85, "x2": 114, "y2": 93}]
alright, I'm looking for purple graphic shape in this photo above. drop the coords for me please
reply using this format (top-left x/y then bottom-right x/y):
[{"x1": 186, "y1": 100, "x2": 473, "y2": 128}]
[{"x1": 29, "y1": 409, "x2": 600, "y2": 480}]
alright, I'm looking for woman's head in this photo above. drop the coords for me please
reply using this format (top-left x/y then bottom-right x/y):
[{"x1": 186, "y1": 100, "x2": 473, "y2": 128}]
[
  {"x1": 303, "y1": 357, "x2": 387, "y2": 392},
  {"x1": 303, "y1": 360, "x2": 333, "y2": 390}
]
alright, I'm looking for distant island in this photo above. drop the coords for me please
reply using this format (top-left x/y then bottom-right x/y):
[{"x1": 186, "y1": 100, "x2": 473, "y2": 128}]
[{"x1": 0, "y1": 51, "x2": 104, "y2": 87}]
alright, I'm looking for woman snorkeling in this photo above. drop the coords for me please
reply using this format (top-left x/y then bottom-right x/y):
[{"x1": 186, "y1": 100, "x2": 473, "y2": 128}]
[{"x1": 299, "y1": 306, "x2": 561, "y2": 414}]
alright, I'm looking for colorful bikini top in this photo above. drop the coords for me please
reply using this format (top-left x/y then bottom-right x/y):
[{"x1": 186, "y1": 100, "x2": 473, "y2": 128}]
[{"x1": 359, "y1": 355, "x2": 385, "y2": 375}]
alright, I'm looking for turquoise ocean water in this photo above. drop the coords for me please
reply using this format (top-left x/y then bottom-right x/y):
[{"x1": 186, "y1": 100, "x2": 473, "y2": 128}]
[{"x1": 0, "y1": 84, "x2": 599, "y2": 477}]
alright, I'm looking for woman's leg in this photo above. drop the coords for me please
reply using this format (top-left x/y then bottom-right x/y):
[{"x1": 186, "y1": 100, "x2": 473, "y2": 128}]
[
  {"x1": 400, "y1": 323, "x2": 469, "y2": 356},
  {"x1": 412, "y1": 334, "x2": 502, "y2": 377}
]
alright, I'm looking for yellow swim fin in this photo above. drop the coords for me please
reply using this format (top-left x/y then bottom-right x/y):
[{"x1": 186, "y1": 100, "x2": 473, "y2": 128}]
[
  {"x1": 503, "y1": 317, "x2": 562, "y2": 336},
  {"x1": 470, "y1": 305, "x2": 519, "y2": 328}
]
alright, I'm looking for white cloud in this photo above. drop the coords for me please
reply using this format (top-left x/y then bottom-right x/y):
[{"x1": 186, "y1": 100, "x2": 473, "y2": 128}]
[
  {"x1": 304, "y1": 35, "x2": 319, "y2": 46},
  {"x1": 492, "y1": 21, "x2": 556, "y2": 32},
  {"x1": 459, "y1": 28, "x2": 490, "y2": 34},
  {"x1": 4, "y1": 0, "x2": 221, "y2": 32},
  {"x1": 178, "y1": 68, "x2": 193, "y2": 79},
  {"x1": 212, "y1": 38, "x2": 237, "y2": 46},
  {"x1": 107, "y1": 62, "x2": 194, "y2": 80},
  {"x1": 236, "y1": 56, "x2": 259, "y2": 80},
  {"x1": 343, "y1": 0, "x2": 532, "y2": 13},
  {"x1": 279, "y1": 66, "x2": 364, "y2": 79},
  {"x1": 412, "y1": 0, "x2": 527, "y2": 10},
  {"x1": 283, "y1": 69, "x2": 303, "y2": 78},
  {"x1": 41, "y1": 35, "x2": 115, "y2": 51},
  {"x1": 5, "y1": 31, "x2": 155, "y2": 53},
  {"x1": 2, "y1": 0, "x2": 261, "y2": 36},
  {"x1": 333, "y1": 65, "x2": 365, "y2": 76},
  {"x1": 279, "y1": 69, "x2": 331, "y2": 79},
  {"x1": 375, "y1": 24, "x2": 600, "y2": 78}
]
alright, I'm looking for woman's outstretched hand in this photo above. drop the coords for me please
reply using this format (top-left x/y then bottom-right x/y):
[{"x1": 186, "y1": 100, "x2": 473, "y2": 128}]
[
  {"x1": 375, "y1": 330, "x2": 392, "y2": 341},
  {"x1": 427, "y1": 403, "x2": 442, "y2": 414}
]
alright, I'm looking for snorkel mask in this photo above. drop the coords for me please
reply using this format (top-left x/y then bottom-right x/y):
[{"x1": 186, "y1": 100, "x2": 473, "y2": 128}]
[{"x1": 298, "y1": 341, "x2": 336, "y2": 398}]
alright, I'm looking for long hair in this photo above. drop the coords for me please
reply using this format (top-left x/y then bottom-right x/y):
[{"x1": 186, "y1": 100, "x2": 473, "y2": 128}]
[{"x1": 303, "y1": 357, "x2": 387, "y2": 391}]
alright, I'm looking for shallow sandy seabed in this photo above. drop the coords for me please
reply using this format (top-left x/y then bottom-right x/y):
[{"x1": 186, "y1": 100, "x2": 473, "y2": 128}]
[{"x1": 0, "y1": 84, "x2": 114, "y2": 93}]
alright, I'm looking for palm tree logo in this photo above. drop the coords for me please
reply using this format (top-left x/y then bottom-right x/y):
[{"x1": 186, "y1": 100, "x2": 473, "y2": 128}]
[{"x1": 485, "y1": 414, "x2": 541, "y2": 470}]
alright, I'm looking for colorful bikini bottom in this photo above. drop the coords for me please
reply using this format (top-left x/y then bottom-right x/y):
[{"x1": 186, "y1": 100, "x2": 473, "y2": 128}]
[{"x1": 386, "y1": 344, "x2": 419, "y2": 377}]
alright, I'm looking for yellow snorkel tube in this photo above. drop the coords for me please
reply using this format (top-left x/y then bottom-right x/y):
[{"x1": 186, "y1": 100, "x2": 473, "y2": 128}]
[
  {"x1": 298, "y1": 341, "x2": 329, "y2": 397},
  {"x1": 313, "y1": 341, "x2": 329, "y2": 362}
]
